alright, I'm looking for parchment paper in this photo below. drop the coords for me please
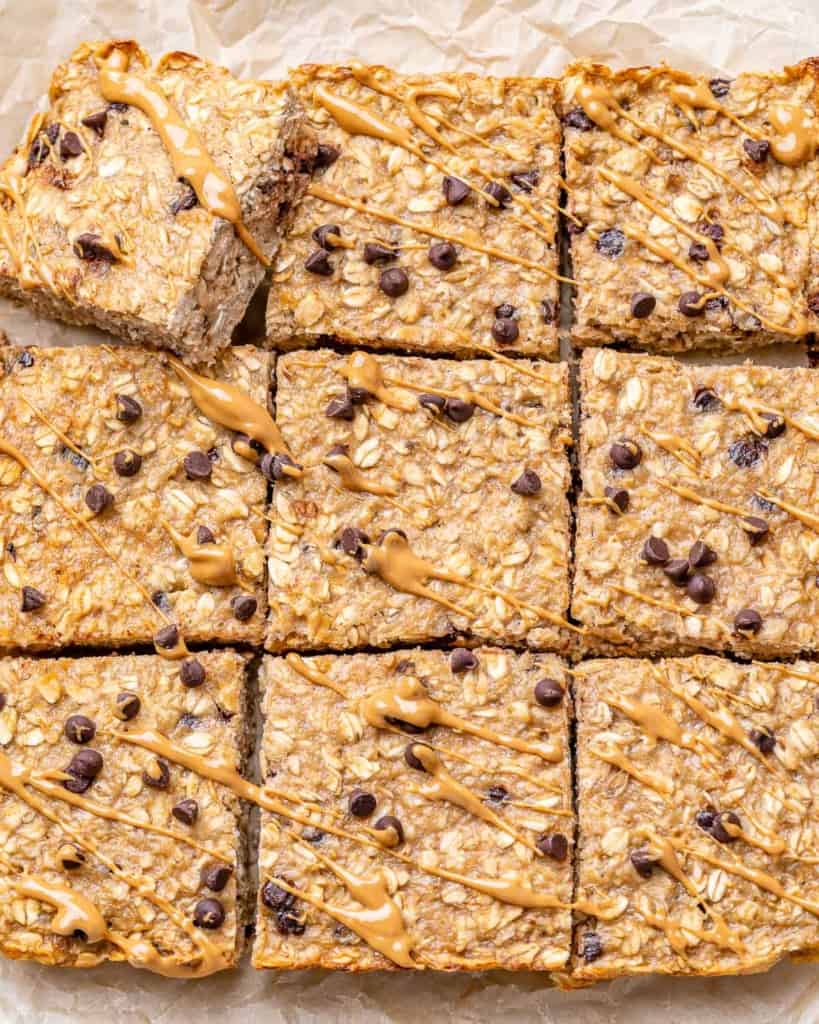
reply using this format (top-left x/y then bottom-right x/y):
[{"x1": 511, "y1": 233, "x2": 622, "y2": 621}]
[{"x1": 0, "y1": 1, "x2": 818, "y2": 1020}]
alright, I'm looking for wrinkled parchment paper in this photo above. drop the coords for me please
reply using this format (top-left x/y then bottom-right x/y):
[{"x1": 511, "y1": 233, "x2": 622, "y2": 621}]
[{"x1": 1, "y1": 1, "x2": 819, "y2": 1020}]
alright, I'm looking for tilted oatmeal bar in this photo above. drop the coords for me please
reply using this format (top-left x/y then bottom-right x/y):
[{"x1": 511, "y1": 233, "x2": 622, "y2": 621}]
[
  {"x1": 574, "y1": 656, "x2": 819, "y2": 981},
  {"x1": 562, "y1": 60, "x2": 819, "y2": 352},
  {"x1": 0, "y1": 343, "x2": 275, "y2": 652},
  {"x1": 266, "y1": 349, "x2": 574, "y2": 652},
  {"x1": 0, "y1": 650, "x2": 248, "y2": 975},
  {"x1": 266, "y1": 63, "x2": 562, "y2": 359},
  {"x1": 573, "y1": 348, "x2": 819, "y2": 657},
  {"x1": 253, "y1": 647, "x2": 573, "y2": 971},
  {"x1": 0, "y1": 40, "x2": 314, "y2": 365}
]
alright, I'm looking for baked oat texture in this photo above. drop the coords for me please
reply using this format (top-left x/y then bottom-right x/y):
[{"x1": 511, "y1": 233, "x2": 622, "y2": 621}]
[
  {"x1": 574, "y1": 655, "x2": 819, "y2": 981},
  {"x1": 266, "y1": 349, "x2": 574, "y2": 652},
  {"x1": 253, "y1": 647, "x2": 573, "y2": 971},
  {"x1": 573, "y1": 348, "x2": 819, "y2": 658},
  {"x1": 266, "y1": 63, "x2": 562, "y2": 358},
  {"x1": 0, "y1": 344, "x2": 271, "y2": 651},
  {"x1": 0, "y1": 650, "x2": 248, "y2": 971},
  {"x1": 562, "y1": 60, "x2": 819, "y2": 352},
  {"x1": 0, "y1": 40, "x2": 314, "y2": 365}
]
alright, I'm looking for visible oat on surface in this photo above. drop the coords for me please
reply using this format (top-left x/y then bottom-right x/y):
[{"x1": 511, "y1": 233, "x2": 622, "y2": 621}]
[
  {"x1": 266, "y1": 349, "x2": 573, "y2": 652},
  {"x1": 253, "y1": 647, "x2": 573, "y2": 972},
  {"x1": 266, "y1": 64, "x2": 561, "y2": 358},
  {"x1": 0, "y1": 650, "x2": 248, "y2": 970},
  {"x1": 0, "y1": 344, "x2": 271, "y2": 650},
  {"x1": 562, "y1": 61, "x2": 819, "y2": 352},
  {"x1": 573, "y1": 348, "x2": 819, "y2": 657},
  {"x1": 574, "y1": 656, "x2": 819, "y2": 981}
]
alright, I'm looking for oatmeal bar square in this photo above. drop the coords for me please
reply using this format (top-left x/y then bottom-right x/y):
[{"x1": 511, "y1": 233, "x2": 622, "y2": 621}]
[
  {"x1": 573, "y1": 348, "x2": 819, "y2": 657},
  {"x1": 0, "y1": 40, "x2": 314, "y2": 365},
  {"x1": 266, "y1": 64, "x2": 562, "y2": 359},
  {"x1": 562, "y1": 61, "x2": 819, "y2": 353},
  {"x1": 253, "y1": 647, "x2": 573, "y2": 972},
  {"x1": 0, "y1": 344, "x2": 271, "y2": 652},
  {"x1": 574, "y1": 655, "x2": 819, "y2": 982},
  {"x1": 266, "y1": 349, "x2": 574, "y2": 652},
  {"x1": 0, "y1": 650, "x2": 248, "y2": 974}
]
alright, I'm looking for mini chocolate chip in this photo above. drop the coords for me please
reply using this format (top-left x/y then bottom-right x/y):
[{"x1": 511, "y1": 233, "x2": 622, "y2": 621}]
[
  {"x1": 511, "y1": 469, "x2": 541, "y2": 496},
  {"x1": 59, "y1": 131, "x2": 83, "y2": 160},
  {"x1": 172, "y1": 799, "x2": 199, "y2": 826},
  {"x1": 740, "y1": 515, "x2": 769, "y2": 545},
  {"x1": 314, "y1": 143, "x2": 340, "y2": 169},
  {"x1": 487, "y1": 785, "x2": 509, "y2": 803},
  {"x1": 442, "y1": 175, "x2": 470, "y2": 205},
  {"x1": 325, "y1": 393, "x2": 355, "y2": 420},
  {"x1": 231, "y1": 594, "x2": 257, "y2": 621},
  {"x1": 363, "y1": 242, "x2": 398, "y2": 264},
  {"x1": 349, "y1": 788, "x2": 377, "y2": 817},
  {"x1": 630, "y1": 292, "x2": 656, "y2": 318},
  {"x1": 262, "y1": 880, "x2": 295, "y2": 912},
  {"x1": 312, "y1": 223, "x2": 342, "y2": 250},
  {"x1": 27, "y1": 126, "x2": 56, "y2": 169},
  {"x1": 444, "y1": 397, "x2": 475, "y2": 423},
  {"x1": 678, "y1": 291, "x2": 705, "y2": 316},
  {"x1": 194, "y1": 898, "x2": 225, "y2": 929},
  {"x1": 348, "y1": 386, "x2": 372, "y2": 405},
  {"x1": 404, "y1": 743, "x2": 429, "y2": 771},
  {"x1": 304, "y1": 249, "x2": 333, "y2": 276},
  {"x1": 374, "y1": 815, "x2": 404, "y2": 845},
  {"x1": 734, "y1": 607, "x2": 763, "y2": 635},
  {"x1": 183, "y1": 451, "x2": 212, "y2": 480},
  {"x1": 84, "y1": 484, "x2": 113, "y2": 515},
  {"x1": 143, "y1": 757, "x2": 171, "y2": 789},
  {"x1": 687, "y1": 572, "x2": 716, "y2": 604},
  {"x1": 57, "y1": 844, "x2": 86, "y2": 871},
  {"x1": 689, "y1": 540, "x2": 717, "y2": 568},
  {"x1": 534, "y1": 678, "x2": 564, "y2": 707},
  {"x1": 751, "y1": 493, "x2": 776, "y2": 513},
  {"x1": 302, "y1": 827, "x2": 325, "y2": 844},
  {"x1": 537, "y1": 832, "x2": 568, "y2": 861},
  {"x1": 196, "y1": 525, "x2": 215, "y2": 545},
  {"x1": 379, "y1": 267, "x2": 409, "y2": 297},
  {"x1": 115, "y1": 691, "x2": 141, "y2": 721},
  {"x1": 67, "y1": 749, "x2": 103, "y2": 781},
  {"x1": 510, "y1": 169, "x2": 540, "y2": 192},
  {"x1": 760, "y1": 412, "x2": 786, "y2": 439},
  {"x1": 115, "y1": 394, "x2": 142, "y2": 423},
  {"x1": 604, "y1": 486, "x2": 629, "y2": 513},
  {"x1": 114, "y1": 449, "x2": 142, "y2": 477},
  {"x1": 276, "y1": 910, "x2": 306, "y2": 935},
  {"x1": 484, "y1": 181, "x2": 511, "y2": 207},
  {"x1": 699, "y1": 221, "x2": 725, "y2": 245},
  {"x1": 419, "y1": 393, "x2": 446, "y2": 414},
  {"x1": 696, "y1": 807, "x2": 718, "y2": 832},
  {"x1": 743, "y1": 138, "x2": 770, "y2": 163},
  {"x1": 337, "y1": 526, "x2": 370, "y2": 559},
  {"x1": 428, "y1": 241, "x2": 457, "y2": 270},
  {"x1": 450, "y1": 648, "x2": 479, "y2": 673},
  {"x1": 711, "y1": 810, "x2": 741, "y2": 844},
  {"x1": 582, "y1": 932, "x2": 604, "y2": 962},
  {"x1": 642, "y1": 536, "x2": 670, "y2": 566},
  {"x1": 17, "y1": 350, "x2": 35, "y2": 369},
  {"x1": 728, "y1": 435, "x2": 767, "y2": 468},
  {"x1": 709, "y1": 78, "x2": 731, "y2": 98},
  {"x1": 688, "y1": 242, "x2": 709, "y2": 262},
  {"x1": 663, "y1": 558, "x2": 690, "y2": 585},
  {"x1": 540, "y1": 299, "x2": 556, "y2": 324},
  {"x1": 494, "y1": 303, "x2": 516, "y2": 319},
  {"x1": 630, "y1": 849, "x2": 658, "y2": 879},
  {"x1": 152, "y1": 590, "x2": 170, "y2": 612},
  {"x1": 154, "y1": 624, "x2": 180, "y2": 650},
  {"x1": 260, "y1": 452, "x2": 302, "y2": 482},
  {"x1": 201, "y1": 863, "x2": 233, "y2": 892},
  {"x1": 73, "y1": 233, "x2": 116, "y2": 262},
  {"x1": 596, "y1": 228, "x2": 625, "y2": 258},
  {"x1": 62, "y1": 447, "x2": 89, "y2": 473},
  {"x1": 180, "y1": 658, "x2": 206, "y2": 688},
  {"x1": 64, "y1": 715, "x2": 96, "y2": 744},
  {"x1": 492, "y1": 317, "x2": 519, "y2": 345},
  {"x1": 170, "y1": 182, "x2": 198, "y2": 215},
  {"x1": 749, "y1": 727, "x2": 775, "y2": 754},
  {"x1": 610, "y1": 439, "x2": 642, "y2": 470},
  {"x1": 107, "y1": 101, "x2": 129, "y2": 114},
  {"x1": 563, "y1": 107, "x2": 595, "y2": 130},
  {"x1": 81, "y1": 110, "x2": 108, "y2": 136},
  {"x1": 21, "y1": 586, "x2": 46, "y2": 612}
]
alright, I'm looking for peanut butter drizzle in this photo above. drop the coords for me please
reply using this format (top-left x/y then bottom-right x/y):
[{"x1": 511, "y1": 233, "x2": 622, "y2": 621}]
[
  {"x1": 284, "y1": 652, "x2": 348, "y2": 697},
  {"x1": 323, "y1": 449, "x2": 399, "y2": 497},
  {"x1": 721, "y1": 394, "x2": 819, "y2": 444},
  {"x1": 723, "y1": 819, "x2": 786, "y2": 858},
  {"x1": 17, "y1": 394, "x2": 100, "y2": 476},
  {"x1": 167, "y1": 356, "x2": 296, "y2": 464},
  {"x1": 391, "y1": 377, "x2": 540, "y2": 429},
  {"x1": 360, "y1": 677, "x2": 561, "y2": 762},
  {"x1": 341, "y1": 352, "x2": 416, "y2": 412},
  {"x1": 609, "y1": 583, "x2": 724, "y2": 627},
  {"x1": 663, "y1": 77, "x2": 761, "y2": 139},
  {"x1": 590, "y1": 743, "x2": 674, "y2": 798},
  {"x1": 637, "y1": 904, "x2": 742, "y2": 960},
  {"x1": 654, "y1": 478, "x2": 749, "y2": 519},
  {"x1": 8, "y1": 875, "x2": 109, "y2": 944},
  {"x1": 643, "y1": 429, "x2": 702, "y2": 472},
  {"x1": 576, "y1": 81, "x2": 660, "y2": 161},
  {"x1": 757, "y1": 661, "x2": 819, "y2": 686},
  {"x1": 769, "y1": 103, "x2": 818, "y2": 166},
  {"x1": 472, "y1": 346, "x2": 558, "y2": 386},
  {"x1": 163, "y1": 521, "x2": 238, "y2": 587},
  {"x1": 307, "y1": 183, "x2": 569, "y2": 282},
  {"x1": 95, "y1": 44, "x2": 267, "y2": 265},
  {"x1": 755, "y1": 490, "x2": 819, "y2": 533},
  {"x1": 604, "y1": 693, "x2": 719, "y2": 759}
]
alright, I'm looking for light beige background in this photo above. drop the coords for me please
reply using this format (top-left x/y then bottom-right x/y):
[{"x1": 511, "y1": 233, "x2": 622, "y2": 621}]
[{"x1": 0, "y1": 0, "x2": 818, "y2": 1020}]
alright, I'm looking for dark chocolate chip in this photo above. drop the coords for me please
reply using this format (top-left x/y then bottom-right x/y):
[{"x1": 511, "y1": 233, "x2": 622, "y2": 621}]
[
  {"x1": 262, "y1": 880, "x2": 295, "y2": 912},
  {"x1": 152, "y1": 590, "x2": 171, "y2": 613},
  {"x1": 180, "y1": 658, "x2": 206, "y2": 688},
  {"x1": 630, "y1": 848, "x2": 658, "y2": 879},
  {"x1": 604, "y1": 485, "x2": 629, "y2": 513},
  {"x1": 276, "y1": 909, "x2": 306, "y2": 935},
  {"x1": 688, "y1": 242, "x2": 709, "y2": 262},
  {"x1": 487, "y1": 785, "x2": 509, "y2": 803},
  {"x1": 115, "y1": 394, "x2": 142, "y2": 423},
  {"x1": 201, "y1": 863, "x2": 233, "y2": 892},
  {"x1": 697, "y1": 807, "x2": 719, "y2": 832},
  {"x1": 534, "y1": 678, "x2": 564, "y2": 707},
  {"x1": 428, "y1": 241, "x2": 458, "y2": 271},
  {"x1": 492, "y1": 317, "x2": 519, "y2": 345},
  {"x1": 115, "y1": 691, "x2": 141, "y2": 721},
  {"x1": 442, "y1": 175, "x2": 470, "y2": 205},
  {"x1": 194, "y1": 898, "x2": 225, "y2": 929},
  {"x1": 450, "y1": 648, "x2": 479, "y2": 673},
  {"x1": 302, "y1": 827, "x2": 325, "y2": 844},
  {"x1": 734, "y1": 607, "x2": 763, "y2": 635},
  {"x1": 582, "y1": 932, "x2": 604, "y2": 962},
  {"x1": 172, "y1": 799, "x2": 199, "y2": 826},
  {"x1": 314, "y1": 143, "x2": 340, "y2": 169},
  {"x1": 62, "y1": 447, "x2": 89, "y2": 472},
  {"x1": 663, "y1": 558, "x2": 690, "y2": 585},
  {"x1": 114, "y1": 449, "x2": 142, "y2": 477},
  {"x1": 379, "y1": 267, "x2": 409, "y2": 297},
  {"x1": 196, "y1": 525, "x2": 215, "y2": 545},
  {"x1": 484, "y1": 181, "x2": 511, "y2": 207},
  {"x1": 107, "y1": 101, "x2": 129, "y2": 114},
  {"x1": 183, "y1": 451, "x2": 213, "y2": 481},
  {"x1": 81, "y1": 110, "x2": 108, "y2": 137},
  {"x1": 404, "y1": 743, "x2": 429, "y2": 771},
  {"x1": 711, "y1": 810, "x2": 741, "y2": 844},
  {"x1": 325, "y1": 393, "x2": 355, "y2": 420},
  {"x1": 170, "y1": 181, "x2": 198, "y2": 215},
  {"x1": 743, "y1": 138, "x2": 770, "y2": 163},
  {"x1": 73, "y1": 233, "x2": 116, "y2": 262},
  {"x1": 17, "y1": 350, "x2": 35, "y2": 369},
  {"x1": 760, "y1": 412, "x2": 786, "y2": 439},
  {"x1": 312, "y1": 223, "x2": 342, "y2": 250},
  {"x1": 260, "y1": 452, "x2": 302, "y2": 482},
  {"x1": 511, "y1": 469, "x2": 542, "y2": 496},
  {"x1": 688, "y1": 540, "x2": 717, "y2": 568},
  {"x1": 540, "y1": 299, "x2": 556, "y2": 324},
  {"x1": 59, "y1": 131, "x2": 83, "y2": 160},
  {"x1": 510, "y1": 169, "x2": 540, "y2": 192},
  {"x1": 444, "y1": 397, "x2": 475, "y2": 423},
  {"x1": 563, "y1": 107, "x2": 595, "y2": 131},
  {"x1": 57, "y1": 844, "x2": 86, "y2": 870},
  {"x1": 21, "y1": 586, "x2": 46, "y2": 612},
  {"x1": 418, "y1": 393, "x2": 446, "y2": 414},
  {"x1": 143, "y1": 757, "x2": 171, "y2": 789},
  {"x1": 751, "y1": 492, "x2": 776, "y2": 513},
  {"x1": 709, "y1": 78, "x2": 731, "y2": 98},
  {"x1": 231, "y1": 594, "x2": 257, "y2": 621},
  {"x1": 686, "y1": 572, "x2": 716, "y2": 604},
  {"x1": 374, "y1": 815, "x2": 404, "y2": 845},
  {"x1": 304, "y1": 249, "x2": 333, "y2": 276},
  {"x1": 740, "y1": 515, "x2": 769, "y2": 545},
  {"x1": 630, "y1": 292, "x2": 656, "y2": 318},
  {"x1": 642, "y1": 536, "x2": 670, "y2": 566},
  {"x1": 678, "y1": 291, "x2": 705, "y2": 317},
  {"x1": 348, "y1": 386, "x2": 372, "y2": 405},
  {"x1": 596, "y1": 228, "x2": 626, "y2": 258},
  {"x1": 693, "y1": 387, "x2": 721, "y2": 412},
  {"x1": 728, "y1": 435, "x2": 767, "y2": 468},
  {"x1": 363, "y1": 242, "x2": 398, "y2": 264},
  {"x1": 64, "y1": 715, "x2": 96, "y2": 744},
  {"x1": 494, "y1": 303, "x2": 516, "y2": 319},
  {"x1": 349, "y1": 789, "x2": 377, "y2": 817},
  {"x1": 84, "y1": 483, "x2": 113, "y2": 515},
  {"x1": 610, "y1": 439, "x2": 641, "y2": 470},
  {"x1": 154, "y1": 624, "x2": 180, "y2": 650},
  {"x1": 699, "y1": 221, "x2": 725, "y2": 245},
  {"x1": 749, "y1": 727, "x2": 775, "y2": 754},
  {"x1": 67, "y1": 749, "x2": 103, "y2": 781},
  {"x1": 336, "y1": 526, "x2": 370, "y2": 560},
  {"x1": 537, "y1": 832, "x2": 568, "y2": 861}
]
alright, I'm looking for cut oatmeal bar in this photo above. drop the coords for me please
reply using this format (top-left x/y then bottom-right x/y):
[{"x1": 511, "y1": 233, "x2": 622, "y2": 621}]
[
  {"x1": 574, "y1": 656, "x2": 819, "y2": 981},
  {"x1": 266, "y1": 63, "x2": 562, "y2": 359},
  {"x1": 253, "y1": 647, "x2": 573, "y2": 971},
  {"x1": 0, "y1": 343, "x2": 273, "y2": 652},
  {"x1": 0, "y1": 650, "x2": 248, "y2": 974},
  {"x1": 0, "y1": 40, "x2": 314, "y2": 365},
  {"x1": 266, "y1": 349, "x2": 574, "y2": 652},
  {"x1": 562, "y1": 60, "x2": 819, "y2": 353},
  {"x1": 573, "y1": 348, "x2": 819, "y2": 657}
]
